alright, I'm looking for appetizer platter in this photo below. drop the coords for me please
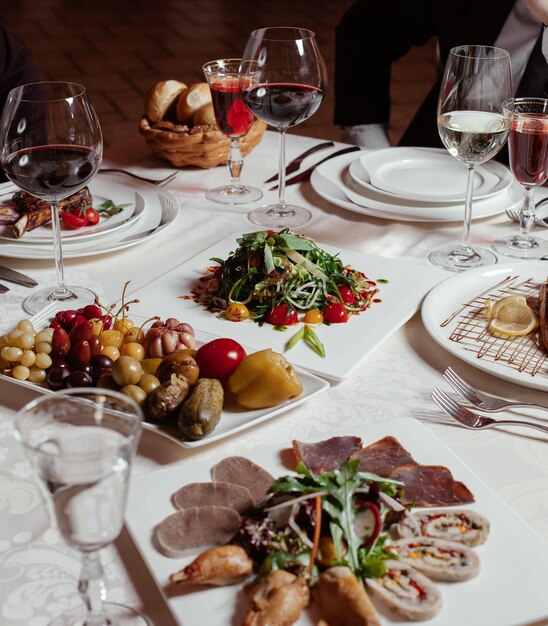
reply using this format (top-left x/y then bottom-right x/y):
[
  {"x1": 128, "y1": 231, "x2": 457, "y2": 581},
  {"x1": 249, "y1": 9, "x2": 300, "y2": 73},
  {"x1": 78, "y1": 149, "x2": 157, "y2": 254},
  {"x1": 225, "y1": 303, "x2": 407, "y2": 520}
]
[
  {"x1": 0, "y1": 298, "x2": 328, "y2": 448},
  {"x1": 131, "y1": 231, "x2": 446, "y2": 380},
  {"x1": 125, "y1": 418, "x2": 548, "y2": 626},
  {"x1": 421, "y1": 261, "x2": 548, "y2": 391}
]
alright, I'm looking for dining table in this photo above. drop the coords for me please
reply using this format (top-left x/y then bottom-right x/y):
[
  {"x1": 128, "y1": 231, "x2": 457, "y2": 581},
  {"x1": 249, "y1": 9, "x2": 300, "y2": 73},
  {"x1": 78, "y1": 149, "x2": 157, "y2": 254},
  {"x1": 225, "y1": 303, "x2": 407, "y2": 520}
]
[{"x1": 0, "y1": 129, "x2": 547, "y2": 626}]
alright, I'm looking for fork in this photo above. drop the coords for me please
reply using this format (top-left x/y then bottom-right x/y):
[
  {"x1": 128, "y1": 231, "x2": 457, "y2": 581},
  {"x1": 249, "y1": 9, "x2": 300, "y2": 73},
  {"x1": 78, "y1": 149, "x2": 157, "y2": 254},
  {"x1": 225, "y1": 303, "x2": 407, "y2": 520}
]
[
  {"x1": 442, "y1": 367, "x2": 548, "y2": 413},
  {"x1": 431, "y1": 386, "x2": 548, "y2": 434},
  {"x1": 99, "y1": 168, "x2": 179, "y2": 186},
  {"x1": 505, "y1": 205, "x2": 548, "y2": 227}
]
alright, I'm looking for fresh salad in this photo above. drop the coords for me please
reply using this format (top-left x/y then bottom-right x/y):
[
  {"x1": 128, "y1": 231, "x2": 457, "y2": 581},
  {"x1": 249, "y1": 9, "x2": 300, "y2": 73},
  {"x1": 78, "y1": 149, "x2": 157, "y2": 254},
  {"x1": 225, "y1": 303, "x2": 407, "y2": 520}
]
[{"x1": 197, "y1": 230, "x2": 383, "y2": 356}]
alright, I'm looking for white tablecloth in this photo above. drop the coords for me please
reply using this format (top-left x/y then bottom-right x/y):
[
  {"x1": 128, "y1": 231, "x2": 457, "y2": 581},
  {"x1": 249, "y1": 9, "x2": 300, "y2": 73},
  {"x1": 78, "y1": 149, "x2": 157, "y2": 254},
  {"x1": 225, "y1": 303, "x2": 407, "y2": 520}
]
[{"x1": 1, "y1": 131, "x2": 547, "y2": 625}]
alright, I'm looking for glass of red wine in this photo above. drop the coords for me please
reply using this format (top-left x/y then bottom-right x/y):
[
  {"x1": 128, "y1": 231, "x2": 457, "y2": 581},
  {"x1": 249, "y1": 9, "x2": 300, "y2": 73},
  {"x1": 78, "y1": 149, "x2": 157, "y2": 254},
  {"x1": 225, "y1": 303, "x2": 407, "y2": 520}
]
[
  {"x1": 240, "y1": 27, "x2": 327, "y2": 228},
  {"x1": 493, "y1": 97, "x2": 548, "y2": 259},
  {"x1": 0, "y1": 81, "x2": 102, "y2": 314},
  {"x1": 202, "y1": 58, "x2": 263, "y2": 204}
]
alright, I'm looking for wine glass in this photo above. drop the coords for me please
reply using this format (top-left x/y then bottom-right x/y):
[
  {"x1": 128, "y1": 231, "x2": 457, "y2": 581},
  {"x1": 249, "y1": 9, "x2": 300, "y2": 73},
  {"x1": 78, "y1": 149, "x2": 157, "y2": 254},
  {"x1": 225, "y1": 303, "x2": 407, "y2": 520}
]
[
  {"x1": 0, "y1": 81, "x2": 103, "y2": 314},
  {"x1": 240, "y1": 27, "x2": 327, "y2": 228},
  {"x1": 14, "y1": 388, "x2": 147, "y2": 626},
  {"x1": 429, "y1": 46, "x2": 512, "y2": 271},
  {"x1": 202, "y1": 58, "x2": 263, "y2": 205},
  {"x1": 493, "y1": 97, "x2": 548, "y2": 258}
]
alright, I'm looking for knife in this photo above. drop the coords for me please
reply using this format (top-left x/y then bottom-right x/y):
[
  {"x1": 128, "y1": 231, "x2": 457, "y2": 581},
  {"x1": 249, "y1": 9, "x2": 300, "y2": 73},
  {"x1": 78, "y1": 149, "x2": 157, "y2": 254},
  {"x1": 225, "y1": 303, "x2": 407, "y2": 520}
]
[
  {"x1": 0, "y1": 265, "x2": 38, "y2": 287},
  {"x1": 264, "y1": 141, "x2": 335, "y2": 183},
  {"x1": 0, "y1": 283, "x2": 9, "y2": 294},
  {"x1": 269, "y1": 146, "x2": 362, "y2": 190}
]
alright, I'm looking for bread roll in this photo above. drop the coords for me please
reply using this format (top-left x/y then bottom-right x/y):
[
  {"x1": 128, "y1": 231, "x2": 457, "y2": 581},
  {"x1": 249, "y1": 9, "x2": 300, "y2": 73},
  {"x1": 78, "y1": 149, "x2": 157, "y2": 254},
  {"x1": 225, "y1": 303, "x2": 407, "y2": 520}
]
[
  {"x1": 176, "y1": 83, "x2": 212, "y2": 123},
  {"x1": 145, "y1": 79, "x2": 188, "y2": 122},
  {"x1": 193, "y1": 102, "x2": 216, "y2": 126}
]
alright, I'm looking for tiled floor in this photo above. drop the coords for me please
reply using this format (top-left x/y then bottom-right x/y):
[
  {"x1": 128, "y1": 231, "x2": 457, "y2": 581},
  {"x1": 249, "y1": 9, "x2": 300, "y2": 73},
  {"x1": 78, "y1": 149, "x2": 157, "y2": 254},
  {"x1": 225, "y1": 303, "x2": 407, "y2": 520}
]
[{"x1": 3, "y1": 1, "x2": 438, "y2": 149}]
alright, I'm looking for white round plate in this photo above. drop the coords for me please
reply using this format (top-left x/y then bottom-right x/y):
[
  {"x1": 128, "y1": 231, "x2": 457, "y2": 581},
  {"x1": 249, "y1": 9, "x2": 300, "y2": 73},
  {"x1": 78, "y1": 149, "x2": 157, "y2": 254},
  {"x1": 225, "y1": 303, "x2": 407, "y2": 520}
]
[
  {"x1": 0, "y1": 179, "x2": 145, "y2": 243},
  {"x1": 421, "y1": 261, "x2": 548, "y2": 391},
  {"x1": 349, "y1": 147, "x2": 513, "y2": 203},
  {"x1": 0, "y1": 175, "x2": 179, "y2": 259},
  {"x1": 311, "y1": 151, "x2": 521, "y2": 222}
]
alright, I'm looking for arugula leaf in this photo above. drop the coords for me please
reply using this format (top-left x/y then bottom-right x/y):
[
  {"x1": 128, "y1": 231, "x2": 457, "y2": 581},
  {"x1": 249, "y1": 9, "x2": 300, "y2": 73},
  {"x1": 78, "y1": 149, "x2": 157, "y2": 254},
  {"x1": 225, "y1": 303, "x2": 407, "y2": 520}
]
[{"x1": 95, "y1": 199, "x2": 132, "y2": 216}]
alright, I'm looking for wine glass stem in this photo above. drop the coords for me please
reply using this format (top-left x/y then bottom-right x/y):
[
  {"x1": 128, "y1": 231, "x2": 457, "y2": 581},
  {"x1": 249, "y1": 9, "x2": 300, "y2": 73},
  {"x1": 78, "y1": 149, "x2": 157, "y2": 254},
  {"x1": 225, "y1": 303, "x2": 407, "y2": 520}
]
[
  {"x1": 50, "y1": 201, "x2": 70, "y2": 299},
  {"x1": 519, "y1": 186, "x2": 536, "y2": 237},
  {"x1": 460, "y1": 165, "x2": 475, "y2": 251},
  {"x1": 227, "y1": 138, "x2": 243, "y2": 188},
  {"x1": 277, "y1": 129, "x2": 287, "y2": 209},
  {"x1": 78, "y1": 550, "x2": 108, "y2": 626}
]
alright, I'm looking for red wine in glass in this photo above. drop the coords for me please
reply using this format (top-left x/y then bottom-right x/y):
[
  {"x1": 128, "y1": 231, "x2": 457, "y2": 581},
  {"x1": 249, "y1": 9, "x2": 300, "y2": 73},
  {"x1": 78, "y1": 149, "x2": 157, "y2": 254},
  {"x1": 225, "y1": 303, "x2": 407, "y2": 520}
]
[
  {"x1": 202, "y1": 58, "x2": 262, "y2": 205},
  {"x1": 493, "y1": 97, "x2": 548, "y2": 259},
  {"x1": 242, "y1": 83, "x2": 324, "y2": 129}
]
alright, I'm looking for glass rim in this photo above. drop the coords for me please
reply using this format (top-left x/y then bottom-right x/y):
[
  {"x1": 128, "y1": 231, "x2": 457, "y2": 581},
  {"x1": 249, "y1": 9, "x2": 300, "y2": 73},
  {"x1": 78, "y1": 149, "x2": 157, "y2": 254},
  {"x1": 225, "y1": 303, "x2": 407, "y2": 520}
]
[
  {"x1": 8, "y1": 81, "x2": 87, "y2": 103},
  {"x1": 248, "y1": 26, "x2": 316, "y2": 42},
  {"x1": 449, "y1": 45, "x2": 510, "y2": 60},
  {"x1": 202, "y1": 58, "x2": 242, "y2": 74},
  {"x1": 14, "y1": 387, "x2": 143, "y2": 457}
]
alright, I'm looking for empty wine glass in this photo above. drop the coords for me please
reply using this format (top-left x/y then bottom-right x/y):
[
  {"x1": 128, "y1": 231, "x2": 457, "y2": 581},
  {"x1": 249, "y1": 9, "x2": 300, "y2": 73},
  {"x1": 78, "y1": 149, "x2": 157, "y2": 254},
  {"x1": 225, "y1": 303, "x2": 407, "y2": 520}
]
[
  {"x1": 493, "y1": 97, "x2": 548, "y2": 258},
  {"x1": 240, "y1": 27, "x2": 327, "y2": 228},
  {"x1": 429, "y1": 46, "x2": 512, "y2": 271},
  {"x1": 0, "y1": 82, "x2": 103, "y2": 314},
  {"x1": 14, "y1": 388, "x2": 148, "y2": 626},
  {"x1": 202, "y1": 58, "x2": 263, "y2": 204}
]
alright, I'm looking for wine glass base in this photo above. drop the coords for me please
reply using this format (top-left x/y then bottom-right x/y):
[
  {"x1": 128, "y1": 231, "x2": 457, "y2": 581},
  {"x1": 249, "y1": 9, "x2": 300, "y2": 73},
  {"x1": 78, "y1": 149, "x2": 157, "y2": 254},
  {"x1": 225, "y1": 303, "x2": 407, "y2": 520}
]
[
  {"x1": 49, "y1": 602, "x2": 150, "y2": 626},
  {"x1": 248, "y1": 203, "x2": 312, "y2": 229},
  {"x1": 428, "y1": 242, "x2": 497, "y2": 272},
  {"x1": 206, "y1": 184, "x2": 263, "y2": 205},
  {"x1": 23, "y1": 285, "x2": 97, "y2": 315},
  {"x1": 492, "y1": 234, "x2": 548, "y2": 259}
]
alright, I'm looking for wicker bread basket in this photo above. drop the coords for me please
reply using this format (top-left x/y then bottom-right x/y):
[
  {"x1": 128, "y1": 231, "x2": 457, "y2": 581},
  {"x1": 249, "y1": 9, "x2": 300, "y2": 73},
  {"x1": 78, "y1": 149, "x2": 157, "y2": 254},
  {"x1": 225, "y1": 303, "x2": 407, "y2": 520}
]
[{"x1": 139, "y1": 116, "x2": 267, "y2": 168}]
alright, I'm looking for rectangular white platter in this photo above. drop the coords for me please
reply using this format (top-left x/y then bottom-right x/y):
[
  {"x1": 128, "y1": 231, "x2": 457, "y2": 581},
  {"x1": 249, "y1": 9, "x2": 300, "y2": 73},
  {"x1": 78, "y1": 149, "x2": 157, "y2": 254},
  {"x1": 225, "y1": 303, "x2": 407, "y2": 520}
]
[
  {"x1": 131, "y1": 233, "x2": 446, "y2": 381},
  {"x1": 124, "y1": 418, "x2": 548, "y2": 626}
]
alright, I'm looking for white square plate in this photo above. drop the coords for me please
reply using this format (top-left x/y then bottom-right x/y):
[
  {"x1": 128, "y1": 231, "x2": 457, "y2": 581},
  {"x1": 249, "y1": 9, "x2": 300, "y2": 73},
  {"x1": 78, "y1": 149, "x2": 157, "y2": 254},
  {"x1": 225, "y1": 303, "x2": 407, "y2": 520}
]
[
  {"x1": 125, "y1": 418, "x2": 548, "y2": 626},
  {"x1": 131, "y1": 233, "x2": 446, "y2": 380}
]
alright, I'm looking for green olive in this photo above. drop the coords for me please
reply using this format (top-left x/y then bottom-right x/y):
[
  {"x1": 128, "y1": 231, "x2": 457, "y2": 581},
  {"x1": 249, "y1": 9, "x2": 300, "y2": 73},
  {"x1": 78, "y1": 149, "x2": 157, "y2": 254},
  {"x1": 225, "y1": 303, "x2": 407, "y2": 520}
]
[
  {"x1": 138, "y1": 373, "x2": 161, "y2": 395},
  {"x1": 96, "y1": 374, "x2": 120, "y2": 390},
  {"x1": 121, "y1": 384, "x2": 147, "y2": 405},
  {"x1": 111, "y1": 355, "x2": 143, "y2": 386}
]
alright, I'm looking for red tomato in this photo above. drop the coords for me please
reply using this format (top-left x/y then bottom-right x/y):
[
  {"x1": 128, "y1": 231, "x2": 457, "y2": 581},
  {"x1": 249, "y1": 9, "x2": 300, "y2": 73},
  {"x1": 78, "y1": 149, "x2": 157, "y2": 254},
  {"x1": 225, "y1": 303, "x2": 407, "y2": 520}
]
[
  {"x1": 194, "y1": 338, "x2": 246, "y2": 385},
  {"x1": 84, "y1": 207, "x2": 100, "y2": 225},
  {"x1": 267, "y1": 304, "x2": 299, "y2": 326},
  {"x1": 323, "y1": 302, "x2": 349, "y2": 323},
  {"x1": 337, "y1": 285, "x2": 356, "y2": 304},
  {"x1": 61, "y1": 211, "x2": 88, "y2": 229}
]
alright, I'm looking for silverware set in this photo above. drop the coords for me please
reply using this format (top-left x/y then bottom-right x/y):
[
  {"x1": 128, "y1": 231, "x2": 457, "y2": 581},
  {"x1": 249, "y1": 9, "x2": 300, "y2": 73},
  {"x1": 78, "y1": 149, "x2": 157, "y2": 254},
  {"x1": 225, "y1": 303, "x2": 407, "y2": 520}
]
[
  {"x1": 0, "y1": 265, "x2": 38, "y2": 294},
  {"x1": 505, "y1": 196, "x2": 548, "y2": 227},
  {"x1": 430, "y1": 367, "x2": 548, "y2": 435},
  {"x1": 99, "y1": 168, "x2": 180, "y2": 186}
]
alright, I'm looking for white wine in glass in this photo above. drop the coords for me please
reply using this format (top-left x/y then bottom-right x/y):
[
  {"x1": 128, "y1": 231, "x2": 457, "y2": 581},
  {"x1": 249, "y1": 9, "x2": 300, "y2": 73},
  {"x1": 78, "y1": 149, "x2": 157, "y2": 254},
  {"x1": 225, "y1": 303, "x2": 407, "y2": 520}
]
[{"x1": 429, "y1": 46, "x2": 512, "y2": 272}]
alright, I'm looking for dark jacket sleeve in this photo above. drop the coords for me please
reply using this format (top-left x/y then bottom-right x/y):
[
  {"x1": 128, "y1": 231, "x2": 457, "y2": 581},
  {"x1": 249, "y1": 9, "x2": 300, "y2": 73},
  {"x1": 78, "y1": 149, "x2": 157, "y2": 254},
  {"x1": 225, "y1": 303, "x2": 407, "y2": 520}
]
[{"x1": 333, "y1": 0, "x2": 436, "y2": 126}]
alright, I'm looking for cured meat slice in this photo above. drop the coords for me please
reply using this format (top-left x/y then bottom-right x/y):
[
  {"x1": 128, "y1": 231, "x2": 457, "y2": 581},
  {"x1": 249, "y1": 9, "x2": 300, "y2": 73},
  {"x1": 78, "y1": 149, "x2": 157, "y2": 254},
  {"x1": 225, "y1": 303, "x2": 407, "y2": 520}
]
[
  {"x1": 351, "y1": 436, "x2": 418, "y2": 477},
  {"x1": 156, "y1": 505, "x2": 241, "y2": 557},
  {"x1": 395, "y1": 509, "x2": 490, "y2": 547},
  {"x1": 387, "y1": 464, "x2": 474, "y2": 507},
  {"x1": 211, "y1": 456, "x2": 273, "y2": 505},
  {"x1": 366, "y1": 561, "x2": 442, "y2": 621},
  {"x1": 172, "y1": 481, "x2": 254, "y2": 514},
  {"x1": 292, "y1": 436, "x2": 363, "y2": 474},
  {"x1": 390, "y1": 537, "x2": 480, "y2": 582}
]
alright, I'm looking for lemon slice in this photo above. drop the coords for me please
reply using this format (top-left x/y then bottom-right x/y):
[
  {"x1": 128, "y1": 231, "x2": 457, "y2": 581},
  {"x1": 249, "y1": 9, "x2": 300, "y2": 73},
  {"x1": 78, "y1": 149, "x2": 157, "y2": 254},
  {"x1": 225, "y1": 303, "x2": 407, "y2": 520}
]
[
  {"x1": 488, "y1": 302, "x2": 538, "y2": 337},
  {"x1": 489, "y1": 294, "x2": 527, "y2": 320},
  {"x1": 482, "y1": 299, "x2": 494, "y2": 320}
]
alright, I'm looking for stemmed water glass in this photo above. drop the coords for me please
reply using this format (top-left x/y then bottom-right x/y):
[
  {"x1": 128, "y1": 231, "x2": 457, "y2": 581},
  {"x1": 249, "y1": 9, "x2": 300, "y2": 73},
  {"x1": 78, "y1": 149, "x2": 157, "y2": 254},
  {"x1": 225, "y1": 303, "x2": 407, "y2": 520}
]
[
  {"x1": 429, "y1": 45, "x2": 512, "y2": 271},
  {"x1": 493, "y1": 97, "x2": 548, "y2": 258},
  {"x1": 0, "y1": 81, "x2": 103, "y2": 314},
  {"x1": 202, "y1": 58, "x2": 263, "y2": 204},
  {"x1": 14, "y1": 388, "x2": 147, "y2": 626},
  {"x1": 240, "y1": 27, "x2": 327, "y2": 228}
]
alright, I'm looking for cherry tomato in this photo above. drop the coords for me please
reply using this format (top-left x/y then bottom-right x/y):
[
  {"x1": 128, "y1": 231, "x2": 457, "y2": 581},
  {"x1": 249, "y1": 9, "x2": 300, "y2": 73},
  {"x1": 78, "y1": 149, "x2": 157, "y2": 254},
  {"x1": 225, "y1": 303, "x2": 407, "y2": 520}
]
[
  {"x1": 194, "y1": 338, "x2": 246, "y2": 385},
  {"x1": 84, "y1": 207, "x2": 100, "y2": 225},
  {"x1": 323, "y1": 302, "x2": 349, "y2": 323},
  {"x1": 267, "y1": 304, "x2": 299, "y2": 326},
  {"x1": 303, "y1": 309, "x2": 324, "y2": 324},
  {"x1": 61, "y1": 211, "x2": 87, "y2": 229},
  {"x1": 337, "y1": 285, "x2": 357, "y2": 304},
  {"x1": 225, "y1": 303, "x2": 250, "y2": 322}
]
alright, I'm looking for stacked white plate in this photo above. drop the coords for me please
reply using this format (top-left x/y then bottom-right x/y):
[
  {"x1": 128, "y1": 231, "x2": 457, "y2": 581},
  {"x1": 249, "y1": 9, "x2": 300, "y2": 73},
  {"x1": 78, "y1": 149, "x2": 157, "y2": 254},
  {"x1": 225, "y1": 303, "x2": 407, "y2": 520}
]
[
  {"x1": 0, "y1": 173, "x2": 179, "y2": 259},
  {"x1": 311, "y1": 146, "x2": 523, "y2": 222}
]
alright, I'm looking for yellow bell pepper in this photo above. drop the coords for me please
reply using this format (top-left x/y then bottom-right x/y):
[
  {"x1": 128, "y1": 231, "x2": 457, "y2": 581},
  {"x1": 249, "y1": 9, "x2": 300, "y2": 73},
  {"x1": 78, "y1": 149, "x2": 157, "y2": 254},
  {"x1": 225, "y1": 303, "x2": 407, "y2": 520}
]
[{"x1": 228, "y1": 348, "x2": 303, "y2": 409}]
